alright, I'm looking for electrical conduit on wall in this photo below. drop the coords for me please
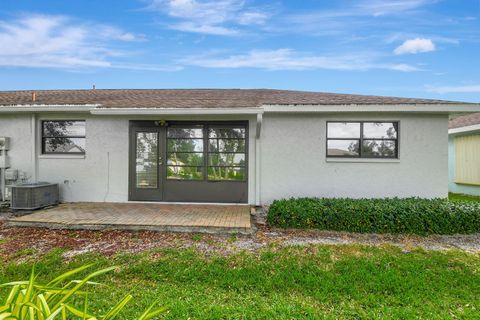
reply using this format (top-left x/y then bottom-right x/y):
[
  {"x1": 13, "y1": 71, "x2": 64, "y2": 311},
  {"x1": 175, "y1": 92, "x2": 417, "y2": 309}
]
[{"x1": 31, "y1": 113, "x2": 38, "y2": 182}]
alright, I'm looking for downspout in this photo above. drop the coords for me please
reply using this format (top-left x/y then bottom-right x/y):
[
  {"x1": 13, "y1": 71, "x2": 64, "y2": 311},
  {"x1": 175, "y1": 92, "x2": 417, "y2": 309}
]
[
  {"x1": 255, "y1": 113, "x2": 262, "y2": 206},
  {"x1": 31, "y1": 113, "x2": 38, "y2": 182}
]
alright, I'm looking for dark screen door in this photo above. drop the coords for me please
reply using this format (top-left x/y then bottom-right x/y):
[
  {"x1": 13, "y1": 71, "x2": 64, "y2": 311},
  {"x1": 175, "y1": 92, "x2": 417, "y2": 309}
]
[{"x1": 129, "y1": 127, "x2": 165, "y2": 201}]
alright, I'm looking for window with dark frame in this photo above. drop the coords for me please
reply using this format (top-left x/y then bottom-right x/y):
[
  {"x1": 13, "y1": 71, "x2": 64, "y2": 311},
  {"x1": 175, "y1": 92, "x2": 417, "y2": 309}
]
[
  {"x1": 166, "y1": 124, "x2": 247, "y2": 181},
  {"x1": 208, "y1": 127, "x2": 246, "y2": 181},
  {"x1": 166, "y1": 126, "x2": 205, "y2": 180},
  {"x1": 326, "y1": 121, "x2": 398, "y2": 158},
  {"x1": 42, "y1": 120, "x2": 86, "y2": 154}
]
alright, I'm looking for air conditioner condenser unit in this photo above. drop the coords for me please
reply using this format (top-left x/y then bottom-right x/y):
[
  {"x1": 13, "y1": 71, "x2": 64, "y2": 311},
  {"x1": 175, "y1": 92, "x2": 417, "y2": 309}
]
[{"x1": 11, "y1": 182, "x2": 59, "y2": 210}]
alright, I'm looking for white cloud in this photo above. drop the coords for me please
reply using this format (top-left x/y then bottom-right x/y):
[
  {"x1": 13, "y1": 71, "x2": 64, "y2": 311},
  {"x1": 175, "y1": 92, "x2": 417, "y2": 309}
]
[
  {"x1": 168, "y1": 22, "x2": 239, "y2": 35},
  {"x1": 278, "y1": 0, "x2": 439, "y2": 40},
  {"x1": 180, "y1": 48, "x2": 419, "y2": 72},
  {"x1": 426, "y1": 84, "x2": 480, "y2": 94},
  {"x1": 394, "y1": 38, "x2": 435, "y2": 55},
  {"x1": 358, "y1": 0, "x2": 436, "y2": 16},
  {"x1": 0, "y1": 14, "x2": 149, "y2": 69},
  {"x1": 237, "y1": 11, "x2": 269, "y2": 25},
  {"x1": 98, "y1": 26, "x2": 146, "y2": 42},
  {"x1": 148, "y1": 0, "x2": 270, "y2": 35},
  {"x1": 390, "y1": 63, "x2": 420, "y2": 72}
]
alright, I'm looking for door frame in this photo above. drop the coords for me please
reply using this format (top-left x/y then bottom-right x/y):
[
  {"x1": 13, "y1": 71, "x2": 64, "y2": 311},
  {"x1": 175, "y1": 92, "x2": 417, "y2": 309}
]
[{"x1": 128, "y1": 121, "x2": 166, "y2": 201}]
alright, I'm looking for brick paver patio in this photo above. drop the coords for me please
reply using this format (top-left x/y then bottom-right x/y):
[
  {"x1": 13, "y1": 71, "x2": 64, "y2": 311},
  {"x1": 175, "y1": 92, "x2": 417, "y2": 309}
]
[{"x1": 7, "y1": 202, "x2": 253, "y2": 234}]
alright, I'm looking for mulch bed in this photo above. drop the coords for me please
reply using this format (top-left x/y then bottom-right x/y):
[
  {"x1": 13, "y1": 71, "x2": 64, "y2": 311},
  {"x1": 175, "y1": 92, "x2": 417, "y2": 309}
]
[{"x1": 1, "y1": 221, "x2": 479, "y2": 263}]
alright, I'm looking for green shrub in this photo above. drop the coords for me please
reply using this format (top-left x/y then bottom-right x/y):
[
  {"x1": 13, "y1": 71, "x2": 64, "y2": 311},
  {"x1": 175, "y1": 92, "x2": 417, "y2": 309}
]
[{"x1": 267, "y1": 197, "x2": 480, "y2": 235}]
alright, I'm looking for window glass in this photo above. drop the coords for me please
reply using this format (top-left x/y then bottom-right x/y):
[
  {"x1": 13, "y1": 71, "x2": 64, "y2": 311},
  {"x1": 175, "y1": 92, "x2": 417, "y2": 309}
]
[
  {"x1": 326, "y1": 121, "x2": 398, "y2": 158},
  {"x1": 167, "y1": 153, "x2": 204, "y2": 166},
  {"x1": 135, "y1": 132, "x2": 158, "y2": 188},
  {"x1": 43, "y1": 138, "x2": 86, "y2": 154},
  {"x1": 42, "y1": 120, "x2": 86, "y2": 154},
  {"x1": 166, "y1": 166, "x2": 203, "y2": 180},
  {"x1": 208, "y1": 153, "x2": 245, "y2": 167},
  {"x1": 167, "y1": 139, "x2": 203, "y2": 152},
  {"x1": 208, "y1": 167, "x2": 245, "y2": 181},
  {"x1": 167, "y1": 126, "x2": 205, "y2": 180},
  {"x1": 362, "y1": 140, "x2": 396, "y2": 157},
  {"x1": 208, "y1": 128, "x2": 246, "y2": 139},
  {"x1": 363, "y1": 122, "x2": 397, "y2": 139},
  {"x1": 327, "y1": 140, "x2": 360, "y2": 156},
  {"x1": 207, "y1": 127, "x2": 247, "y2": 181},
  {"x1": 43, "y1": 121, "x2": 85, "y2": 137},
  {"x1": 167, "y1": 128, "x2": 203, "y2": 138},
  {"x1": 208, "y1": 139, "x2": 245, "y2": 153},
  {"x1": 165, "y1": 124, "x2": 247, "y2": 181},
  {"x1": 327, "y1": 122, "x2": 360, "y2": 138}
]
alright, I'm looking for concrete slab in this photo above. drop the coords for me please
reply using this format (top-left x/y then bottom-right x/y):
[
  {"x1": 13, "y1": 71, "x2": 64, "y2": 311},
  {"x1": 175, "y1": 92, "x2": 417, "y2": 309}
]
[{"x1": 7, "y1": 202, "x2": 253, "y2": 235}]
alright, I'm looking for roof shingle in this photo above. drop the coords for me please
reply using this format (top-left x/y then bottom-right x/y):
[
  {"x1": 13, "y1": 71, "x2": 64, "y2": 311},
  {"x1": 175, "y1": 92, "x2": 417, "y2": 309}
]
[
  {"x1": 449, "y1": 113, "x2": 480, "y2": 129},
  {"x1": 0, "y1": 89, "x2": 465, "y2": 109}
]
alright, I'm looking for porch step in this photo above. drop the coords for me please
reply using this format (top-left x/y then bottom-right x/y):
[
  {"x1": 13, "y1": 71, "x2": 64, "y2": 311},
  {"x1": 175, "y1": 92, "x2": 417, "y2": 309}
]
[{"x1": 6, "y1": 220, "x2": 254, "y2": 235}]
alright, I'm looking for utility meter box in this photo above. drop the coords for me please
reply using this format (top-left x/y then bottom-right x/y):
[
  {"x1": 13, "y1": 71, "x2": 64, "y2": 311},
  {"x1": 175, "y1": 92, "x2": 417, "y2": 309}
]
[
  {"x1": 0, "y1": 137, "x2": 10, "y2": 151},
  {"x1": 5, "y1": 169, "x2": 18, "y2": 181}
]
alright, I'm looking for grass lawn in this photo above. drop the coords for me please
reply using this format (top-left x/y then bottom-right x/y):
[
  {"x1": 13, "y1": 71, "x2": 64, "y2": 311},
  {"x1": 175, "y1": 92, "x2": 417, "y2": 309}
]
[
  {"x1": 1, "y1": 245, "x2": 479, "y2": 319},
  {"x1": 449, "y1": 192, "x2": 480, "y2": 202}
]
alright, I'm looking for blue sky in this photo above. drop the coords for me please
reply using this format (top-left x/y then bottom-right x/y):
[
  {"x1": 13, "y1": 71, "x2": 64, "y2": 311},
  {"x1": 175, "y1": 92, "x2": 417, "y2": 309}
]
[{"x1": 0, "y1": 0, "x2": 479, "y2": 102}]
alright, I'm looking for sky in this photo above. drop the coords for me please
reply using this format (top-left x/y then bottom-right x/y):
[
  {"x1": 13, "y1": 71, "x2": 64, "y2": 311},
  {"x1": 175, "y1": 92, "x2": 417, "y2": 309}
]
[{"x1": 0, "y1": 0, "x2": 479, "y2": 102}]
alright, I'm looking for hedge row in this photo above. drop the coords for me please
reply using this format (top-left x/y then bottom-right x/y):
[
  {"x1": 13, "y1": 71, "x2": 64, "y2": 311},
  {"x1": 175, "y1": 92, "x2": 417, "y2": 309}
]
[{"x1": 267, "y1": 197, "x2": 480, "y2": 235}]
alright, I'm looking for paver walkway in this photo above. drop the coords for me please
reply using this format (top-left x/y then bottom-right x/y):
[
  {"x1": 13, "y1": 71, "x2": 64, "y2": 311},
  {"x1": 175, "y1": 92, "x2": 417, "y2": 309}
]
[{"x1": 7, "y1": 202, "x2": 253, "y2": 234}]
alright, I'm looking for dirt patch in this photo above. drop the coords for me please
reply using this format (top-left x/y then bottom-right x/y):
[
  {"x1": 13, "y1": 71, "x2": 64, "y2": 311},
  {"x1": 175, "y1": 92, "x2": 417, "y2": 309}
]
[{"x1": 0, "y1": 222, "x2": 479, "y2": 262}]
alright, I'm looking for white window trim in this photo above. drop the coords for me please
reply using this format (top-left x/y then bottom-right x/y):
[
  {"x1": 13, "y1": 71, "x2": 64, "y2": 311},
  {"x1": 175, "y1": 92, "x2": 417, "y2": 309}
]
[
  {"x1": 326, "y1": 158, "x2": 400, "y2": 163},
  {"x1": 38, "y1": 154, "x2": 86, "y2": 160}
]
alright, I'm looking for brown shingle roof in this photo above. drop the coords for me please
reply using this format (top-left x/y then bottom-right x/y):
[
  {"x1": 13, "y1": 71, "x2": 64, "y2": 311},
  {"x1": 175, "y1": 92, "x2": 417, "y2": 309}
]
[
  {"x1": 449, "y1": 113, "x2": 480, "y2": 129},
  {"x1": 0, "y1": 88, "x2": 466, "y2": 109}
]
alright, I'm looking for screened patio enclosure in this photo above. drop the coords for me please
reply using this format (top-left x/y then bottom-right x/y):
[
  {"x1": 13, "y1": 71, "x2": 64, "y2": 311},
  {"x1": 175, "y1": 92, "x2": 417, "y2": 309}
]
[{"x1": 129, "y1": 121, "x2": 248, "y2": 203}]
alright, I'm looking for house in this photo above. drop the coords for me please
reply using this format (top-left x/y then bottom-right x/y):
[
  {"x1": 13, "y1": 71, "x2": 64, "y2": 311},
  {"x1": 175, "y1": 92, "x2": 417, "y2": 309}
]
[
  {"x1": 448, "y1": 113, "x2": 480, "y2": 196},
  {"x1": 0, "y1": 89, "x2": 479, "y2": 205}
]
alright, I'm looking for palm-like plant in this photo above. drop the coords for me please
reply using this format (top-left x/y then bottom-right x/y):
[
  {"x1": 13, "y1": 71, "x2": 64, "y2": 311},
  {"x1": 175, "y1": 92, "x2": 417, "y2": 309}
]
[{"x1": 0, "y1": 263, "x2": 165, "y2": 320}]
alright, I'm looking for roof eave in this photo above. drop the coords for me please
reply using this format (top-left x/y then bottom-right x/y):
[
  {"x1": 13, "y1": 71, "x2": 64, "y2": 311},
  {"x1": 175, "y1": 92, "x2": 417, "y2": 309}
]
[
  {"x1": 90, "y1": 107, "x2": 264, "y2": 115},
  {"x1": 449, "y1": 124, "x2": 480, "y2": 135},
  {"x1": 1, "y1": 103, "x2": 480, "y2": 114},
  {"x1": 262, "y1": 103, "x2": 480, "y2": 114},
  {"x1": 0, "y1": 104, "x2": 99, "y2": 113}
]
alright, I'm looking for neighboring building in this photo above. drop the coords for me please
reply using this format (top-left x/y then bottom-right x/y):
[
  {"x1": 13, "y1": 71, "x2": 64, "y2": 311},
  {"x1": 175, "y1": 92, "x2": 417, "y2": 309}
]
[
  {"x1": 0, "y1": 89, "x2": 479, "y2": 205},
  {"x1": 449, "y1": 113, "x2": 480, "y2": 196}
]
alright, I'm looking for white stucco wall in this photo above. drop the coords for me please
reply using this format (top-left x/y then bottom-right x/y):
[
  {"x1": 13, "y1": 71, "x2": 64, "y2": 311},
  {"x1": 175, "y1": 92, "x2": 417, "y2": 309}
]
[
  {"x1": 1, "y1": 112, "x2": 449, "y2": 204},
  {"x1": 259, "y1": 113, "x2": 449, "y2": 203},
  {"x1": 0, "y1": 114, "x2": 257, "y2": 204},
  {"x1": 37, "y1": 114, "x2": 130, "y2": 202},
  {"x1": 0, "y1": 114, "x2": 35, "y2": 178}
]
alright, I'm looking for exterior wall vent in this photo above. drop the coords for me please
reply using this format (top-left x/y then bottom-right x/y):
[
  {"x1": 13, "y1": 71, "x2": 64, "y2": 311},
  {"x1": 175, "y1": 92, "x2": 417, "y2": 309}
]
[{"x1": 11, "y1": 182, "x2": 59, "y2": 210}]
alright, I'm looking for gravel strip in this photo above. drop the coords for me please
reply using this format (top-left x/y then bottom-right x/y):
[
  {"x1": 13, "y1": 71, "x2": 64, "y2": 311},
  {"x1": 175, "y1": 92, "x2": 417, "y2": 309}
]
[{"x1": 0, "y1": 222, "x2": 479, "y2": 262}]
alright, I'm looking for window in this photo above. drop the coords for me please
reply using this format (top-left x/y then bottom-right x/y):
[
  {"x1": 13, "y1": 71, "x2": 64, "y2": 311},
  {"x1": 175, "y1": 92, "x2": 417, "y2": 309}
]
[
  {"x1": 42, "y1": 120, "x2": 86, "y2": 154},
  {"x1": 208, "y1": 127, "x2": 246, "y2": 181},
  {"x1": 135, "y1": 132, "x2": 158, "y2": 188},
  {"x1": 165, "y1": 124, "x2": 247, "y2": 181},
  {"x1": 166, "y1": 126, "x2": 204, "y2": 180},
  {"x1": 327, "y1": 121, "x2": 398, "y2": 158}
]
